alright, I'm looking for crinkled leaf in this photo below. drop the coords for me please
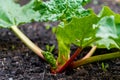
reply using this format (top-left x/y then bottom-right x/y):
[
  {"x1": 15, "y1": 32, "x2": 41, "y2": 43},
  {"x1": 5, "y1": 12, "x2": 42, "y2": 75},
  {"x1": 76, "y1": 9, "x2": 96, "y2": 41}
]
[
  {"x1": 95, "y1": 16, "x2": 119, "y2": 49},
  {"x1": 0, "y1": 0, "x2": 40, "y2": 28},
  {"x1": 30, "y1": 0, "x2": 90, "y2": 21}
]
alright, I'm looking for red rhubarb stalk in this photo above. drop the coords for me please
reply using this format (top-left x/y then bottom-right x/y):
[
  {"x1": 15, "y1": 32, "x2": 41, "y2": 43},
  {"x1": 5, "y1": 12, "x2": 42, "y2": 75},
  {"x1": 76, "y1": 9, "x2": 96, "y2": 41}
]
[{"x1": 57, "y1": 47, "x2": 82, "y2": 73}]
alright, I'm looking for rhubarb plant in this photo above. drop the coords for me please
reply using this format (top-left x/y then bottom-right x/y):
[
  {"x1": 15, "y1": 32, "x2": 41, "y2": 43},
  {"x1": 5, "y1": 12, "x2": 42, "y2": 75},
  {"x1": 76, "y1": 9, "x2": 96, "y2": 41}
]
[
  {"x1": 0, "y1": 0, "x2": 120, "y2": 74},
  {"x1": 55, "y1": 6, "x2": 120, "y2": 72}
]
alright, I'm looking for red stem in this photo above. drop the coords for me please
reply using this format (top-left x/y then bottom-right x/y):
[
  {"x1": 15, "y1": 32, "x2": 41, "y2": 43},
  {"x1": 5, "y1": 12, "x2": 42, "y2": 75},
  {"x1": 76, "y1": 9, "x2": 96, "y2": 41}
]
[{"x1": 56, "y1": 47, "x2": 82, "y2": 73}]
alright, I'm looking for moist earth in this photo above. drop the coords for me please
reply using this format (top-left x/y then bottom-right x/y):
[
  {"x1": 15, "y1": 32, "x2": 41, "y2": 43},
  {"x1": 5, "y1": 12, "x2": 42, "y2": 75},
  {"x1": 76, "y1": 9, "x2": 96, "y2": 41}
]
[{"x1": 0, "y1": 0, "x2": 120, "y2": 80}]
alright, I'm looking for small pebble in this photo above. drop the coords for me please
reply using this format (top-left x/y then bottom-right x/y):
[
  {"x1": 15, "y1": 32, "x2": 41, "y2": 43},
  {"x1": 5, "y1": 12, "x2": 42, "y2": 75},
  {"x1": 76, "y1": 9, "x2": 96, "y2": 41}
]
[{"x1": 9, "y1": 78, "x2": 13, "y2": 80}]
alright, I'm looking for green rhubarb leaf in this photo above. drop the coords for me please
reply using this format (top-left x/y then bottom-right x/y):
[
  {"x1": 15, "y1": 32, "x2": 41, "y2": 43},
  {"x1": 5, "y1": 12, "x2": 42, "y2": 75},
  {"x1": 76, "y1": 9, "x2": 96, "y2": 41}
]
[
  {"x1": 96, "y1": 6, "x2": 120, "y2": 49},
  {"x1": 56, "y1": 12, "x2": 99, "y2": 65},
  {"x1": 98, "y1": 6, "x2": 120, "y2": 23},
  {"x1": 56, "y1": 12, "x2": 99, "y2": 47},
  {"x1": 114, "y1": 24, "x2": 120, "y2": 47},
  {"x1": 95, "y1": 16, "x2": 119, "y2": 49},
  {"x1": 30, "y1": 0, "x2": 90, "y2": 21},
  {"x1": 0, "y1": 0, "x2": 39, "y2": 28}
]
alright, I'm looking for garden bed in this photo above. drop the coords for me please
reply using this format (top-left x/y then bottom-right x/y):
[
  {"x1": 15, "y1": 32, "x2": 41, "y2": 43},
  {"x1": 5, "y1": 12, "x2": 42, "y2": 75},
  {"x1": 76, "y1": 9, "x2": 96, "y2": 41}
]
[{"x1": 0, "y1": 0, "x2": 120, "y2": 80}]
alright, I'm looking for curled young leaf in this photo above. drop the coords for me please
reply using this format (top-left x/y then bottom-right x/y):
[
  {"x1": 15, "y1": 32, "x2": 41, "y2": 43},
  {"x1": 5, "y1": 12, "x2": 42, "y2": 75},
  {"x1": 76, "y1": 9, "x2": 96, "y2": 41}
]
[{"x1": 43, "y1": 51, "x2": 57, "y2": 69}]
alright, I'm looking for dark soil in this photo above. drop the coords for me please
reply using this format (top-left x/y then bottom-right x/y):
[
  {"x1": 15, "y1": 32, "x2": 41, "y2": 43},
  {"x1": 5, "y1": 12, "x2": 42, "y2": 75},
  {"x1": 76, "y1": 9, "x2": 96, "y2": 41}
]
[{"x1": 0, "y1": 0, "x2": 120, "y2": 80}]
